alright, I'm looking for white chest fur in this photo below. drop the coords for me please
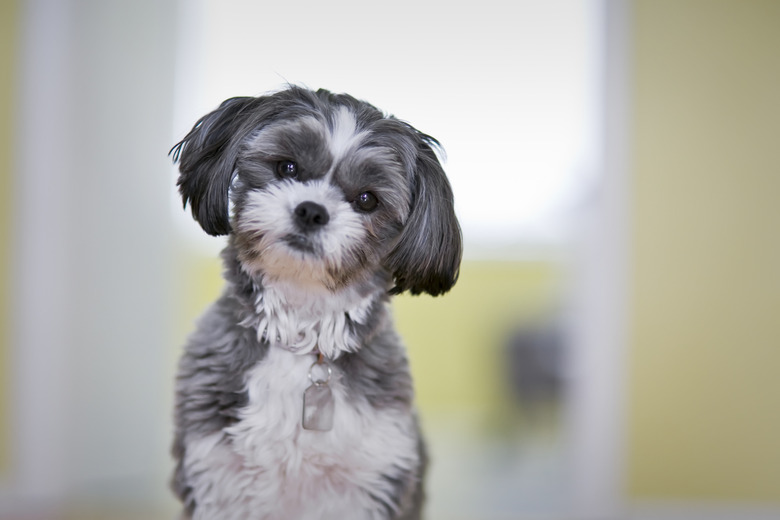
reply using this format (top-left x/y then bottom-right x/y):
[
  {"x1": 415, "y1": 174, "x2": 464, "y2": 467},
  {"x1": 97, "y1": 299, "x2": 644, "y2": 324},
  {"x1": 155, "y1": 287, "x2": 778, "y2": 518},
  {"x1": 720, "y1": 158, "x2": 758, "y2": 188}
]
[
  {"x1": 252, "y1": 279, "x2": 376, "y2": 358},
  {"x1": 182, "y1": 347, "x2": 419, "y2": 520}
]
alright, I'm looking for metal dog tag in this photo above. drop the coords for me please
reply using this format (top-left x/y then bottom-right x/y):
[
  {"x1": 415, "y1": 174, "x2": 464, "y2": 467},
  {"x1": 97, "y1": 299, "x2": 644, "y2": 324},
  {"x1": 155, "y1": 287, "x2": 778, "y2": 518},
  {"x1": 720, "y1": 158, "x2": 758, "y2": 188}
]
[
  {"x1": 303, "y1": 383, "x2": 334, "y2": 431},
  {"x1": 302, "y1": 357, "x2": 334, "y2": 431}
]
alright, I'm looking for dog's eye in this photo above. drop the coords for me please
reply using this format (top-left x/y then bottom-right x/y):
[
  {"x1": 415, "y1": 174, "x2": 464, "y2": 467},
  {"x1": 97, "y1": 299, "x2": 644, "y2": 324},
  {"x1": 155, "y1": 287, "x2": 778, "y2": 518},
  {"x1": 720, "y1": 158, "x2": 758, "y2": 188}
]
[
  {"x1": 276, "y1": 160, "x2": 298, "y2": 179},
  {"x1": 354, "y1": 191, "x2": 379, "y2": 212}
]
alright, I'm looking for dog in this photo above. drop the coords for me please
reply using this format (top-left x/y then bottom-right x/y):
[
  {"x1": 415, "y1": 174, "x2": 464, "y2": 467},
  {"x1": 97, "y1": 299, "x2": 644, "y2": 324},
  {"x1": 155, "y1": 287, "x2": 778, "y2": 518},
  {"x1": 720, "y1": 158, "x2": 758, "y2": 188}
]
[{"x1": 170, "y1": 86, "x2": 462, "y2": 520}]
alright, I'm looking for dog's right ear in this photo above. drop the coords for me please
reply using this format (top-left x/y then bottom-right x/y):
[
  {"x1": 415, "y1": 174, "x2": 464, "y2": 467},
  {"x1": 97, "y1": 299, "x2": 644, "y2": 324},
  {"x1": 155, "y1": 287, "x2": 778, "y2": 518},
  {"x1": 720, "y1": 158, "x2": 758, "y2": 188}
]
[{"x1": 170, "y1": 97, "x2": 260, "y2": 236}]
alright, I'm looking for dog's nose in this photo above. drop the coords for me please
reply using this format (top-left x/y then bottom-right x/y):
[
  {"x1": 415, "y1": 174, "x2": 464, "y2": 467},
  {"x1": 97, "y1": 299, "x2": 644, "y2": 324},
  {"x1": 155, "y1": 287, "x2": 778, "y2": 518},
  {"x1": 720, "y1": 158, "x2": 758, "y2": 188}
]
[{"x1": 294, "y1": 201, "x2": 330, "y2": 231}]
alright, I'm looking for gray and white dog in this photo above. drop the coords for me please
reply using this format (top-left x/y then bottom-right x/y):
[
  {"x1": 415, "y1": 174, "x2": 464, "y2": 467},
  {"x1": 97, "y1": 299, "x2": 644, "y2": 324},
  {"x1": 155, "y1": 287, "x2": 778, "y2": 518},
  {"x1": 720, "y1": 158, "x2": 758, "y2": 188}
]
[{"x1": 170, "y1": 86, "x2": 462, "y2": 520}]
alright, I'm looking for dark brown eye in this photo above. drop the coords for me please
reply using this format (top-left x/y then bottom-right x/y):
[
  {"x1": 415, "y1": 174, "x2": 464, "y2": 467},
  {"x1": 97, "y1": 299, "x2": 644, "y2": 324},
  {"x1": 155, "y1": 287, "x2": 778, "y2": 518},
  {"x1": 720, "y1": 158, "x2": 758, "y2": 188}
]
[
  {"x1": 276, "y1": 160, "x2": 298, "y2": 178},
  {"x1": 354, "y1": 191, "x2": 379, "y2": 212}
]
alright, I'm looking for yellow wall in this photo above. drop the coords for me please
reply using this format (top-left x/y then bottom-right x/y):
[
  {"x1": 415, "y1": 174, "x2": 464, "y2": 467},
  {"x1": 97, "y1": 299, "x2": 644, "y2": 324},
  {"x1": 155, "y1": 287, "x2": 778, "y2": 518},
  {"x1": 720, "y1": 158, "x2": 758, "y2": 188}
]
[
  {"x1": 0, "y1": 0, "x2": 18, "y2": 475},
  {"x1": 628, "y1": 0, "x2": 780, "y2": 502},
  {"x1": 394, "y1": 261, "x2": 562, "y2": 417}
]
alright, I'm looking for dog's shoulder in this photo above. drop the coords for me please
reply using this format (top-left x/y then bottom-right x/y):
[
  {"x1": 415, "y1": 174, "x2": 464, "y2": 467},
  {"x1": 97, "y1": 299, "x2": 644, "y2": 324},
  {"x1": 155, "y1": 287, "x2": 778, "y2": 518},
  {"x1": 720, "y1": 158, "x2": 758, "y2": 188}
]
[{"x1": 174, "y1": 293, "x2": 268, "y2": 436}]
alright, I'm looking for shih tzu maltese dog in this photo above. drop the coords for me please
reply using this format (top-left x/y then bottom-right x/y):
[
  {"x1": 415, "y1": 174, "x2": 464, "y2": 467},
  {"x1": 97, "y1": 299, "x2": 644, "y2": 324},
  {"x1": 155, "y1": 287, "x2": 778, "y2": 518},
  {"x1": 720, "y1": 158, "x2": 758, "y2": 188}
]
[{"x1": 170, "y1": 86, "x2": 462, "y2": 520}]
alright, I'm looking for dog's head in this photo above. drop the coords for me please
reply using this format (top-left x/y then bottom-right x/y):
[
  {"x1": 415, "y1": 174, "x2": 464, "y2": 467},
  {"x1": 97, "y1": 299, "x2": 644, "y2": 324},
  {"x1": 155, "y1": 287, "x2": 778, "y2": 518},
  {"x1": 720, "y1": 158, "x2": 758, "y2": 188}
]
[{"x1": 171, "y1": 86, "x2": 461, "y2": 296}]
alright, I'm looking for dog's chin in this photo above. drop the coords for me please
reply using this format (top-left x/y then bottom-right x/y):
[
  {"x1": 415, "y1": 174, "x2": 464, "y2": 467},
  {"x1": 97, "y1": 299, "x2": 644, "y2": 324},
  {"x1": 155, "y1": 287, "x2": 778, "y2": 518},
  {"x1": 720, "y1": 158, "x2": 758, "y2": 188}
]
[
  {"x1": 282, "y1": 233, "x2": 318, "y2": 255},
  {"x1": 237, "y1": 236, "x2": 360, "y2": 292}
]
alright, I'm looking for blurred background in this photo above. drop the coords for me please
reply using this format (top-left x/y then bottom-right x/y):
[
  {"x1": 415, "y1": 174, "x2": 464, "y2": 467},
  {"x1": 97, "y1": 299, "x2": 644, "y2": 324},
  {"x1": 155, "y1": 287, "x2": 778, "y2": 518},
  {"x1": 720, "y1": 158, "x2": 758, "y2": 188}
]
[{"x1": 1, "y1": 0, "x2": 779, "y2": 519}]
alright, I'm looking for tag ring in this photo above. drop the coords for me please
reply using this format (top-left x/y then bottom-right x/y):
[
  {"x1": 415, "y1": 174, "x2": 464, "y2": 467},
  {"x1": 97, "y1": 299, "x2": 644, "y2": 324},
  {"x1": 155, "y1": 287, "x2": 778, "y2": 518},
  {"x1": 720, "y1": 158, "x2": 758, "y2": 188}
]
[{"x1": 308, "y1": 360, "x2": 332, "y2": 386}]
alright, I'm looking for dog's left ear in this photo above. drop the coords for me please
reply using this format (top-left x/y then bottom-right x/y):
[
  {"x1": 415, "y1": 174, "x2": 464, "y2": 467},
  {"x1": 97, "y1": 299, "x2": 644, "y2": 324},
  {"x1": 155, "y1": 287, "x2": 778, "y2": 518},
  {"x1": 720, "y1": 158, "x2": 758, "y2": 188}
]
[
  {"x1": 170, "y1": 96, "x2": 261, "y2": 236},
  {"x1": 385, "y1": 133, "x2": 463, "y2": 296}
]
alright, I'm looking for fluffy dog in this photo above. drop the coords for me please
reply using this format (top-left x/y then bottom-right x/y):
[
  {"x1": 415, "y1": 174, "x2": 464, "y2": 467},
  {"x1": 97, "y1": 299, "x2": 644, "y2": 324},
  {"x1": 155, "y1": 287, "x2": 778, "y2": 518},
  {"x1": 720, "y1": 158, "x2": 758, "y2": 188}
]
[{"x1": 170, "y1": 86, "x2": 462, "y2": 520}]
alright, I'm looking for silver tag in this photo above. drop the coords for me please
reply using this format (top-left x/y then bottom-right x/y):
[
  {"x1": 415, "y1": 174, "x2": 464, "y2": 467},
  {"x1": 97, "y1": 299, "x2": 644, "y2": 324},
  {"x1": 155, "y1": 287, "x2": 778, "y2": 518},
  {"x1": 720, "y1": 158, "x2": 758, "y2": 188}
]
[
  {"x1": 302, "y1": 357, "x2": 334, "y2": 431},
  {"x1": 303, "y1": 383, "x2": 334, "y2": 431}
]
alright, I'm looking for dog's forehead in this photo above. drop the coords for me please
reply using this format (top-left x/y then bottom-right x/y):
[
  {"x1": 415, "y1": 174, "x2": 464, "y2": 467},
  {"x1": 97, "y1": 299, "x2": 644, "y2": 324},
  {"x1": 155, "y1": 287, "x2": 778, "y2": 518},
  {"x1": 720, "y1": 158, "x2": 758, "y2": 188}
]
[
  {"x1": 246, "y1": 105, "x2": 408, "y2": 184},
  {"x1": 328, "y1": 107, "x2": 370, "y2": 163},
  {"x1": 246, "y1": 107, "x2": 361, "y2": 155}
]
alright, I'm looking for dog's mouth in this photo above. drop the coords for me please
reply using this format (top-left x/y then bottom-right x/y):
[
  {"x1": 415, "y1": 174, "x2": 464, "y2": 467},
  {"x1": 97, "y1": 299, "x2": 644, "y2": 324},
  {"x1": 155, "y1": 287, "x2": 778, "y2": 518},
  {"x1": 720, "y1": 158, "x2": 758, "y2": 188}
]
[{"x1": 283, "y1": 233, "x2": 318, "y2": 254}]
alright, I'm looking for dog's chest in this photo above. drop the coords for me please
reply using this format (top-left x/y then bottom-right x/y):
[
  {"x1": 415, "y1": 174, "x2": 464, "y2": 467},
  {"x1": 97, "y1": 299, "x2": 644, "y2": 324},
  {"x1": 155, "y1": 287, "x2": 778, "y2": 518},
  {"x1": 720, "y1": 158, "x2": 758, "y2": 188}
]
[{"x1": 185, "y1": 348, "x2": 418, "y2": 520}]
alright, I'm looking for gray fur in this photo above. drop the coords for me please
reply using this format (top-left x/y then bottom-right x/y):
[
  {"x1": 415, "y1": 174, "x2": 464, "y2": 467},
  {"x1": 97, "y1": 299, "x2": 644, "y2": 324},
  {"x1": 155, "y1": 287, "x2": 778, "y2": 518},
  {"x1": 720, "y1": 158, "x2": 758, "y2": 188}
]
[{"x1": 170, "y1": 86, "x2": 461, "y2": 519}]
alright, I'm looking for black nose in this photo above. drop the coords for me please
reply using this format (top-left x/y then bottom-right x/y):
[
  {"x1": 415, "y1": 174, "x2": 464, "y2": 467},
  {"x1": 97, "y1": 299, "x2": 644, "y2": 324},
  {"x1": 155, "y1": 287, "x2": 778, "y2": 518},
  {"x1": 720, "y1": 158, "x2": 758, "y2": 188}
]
[{"x1": 294, "y1": 201, "x2": 330, "y2": 231}]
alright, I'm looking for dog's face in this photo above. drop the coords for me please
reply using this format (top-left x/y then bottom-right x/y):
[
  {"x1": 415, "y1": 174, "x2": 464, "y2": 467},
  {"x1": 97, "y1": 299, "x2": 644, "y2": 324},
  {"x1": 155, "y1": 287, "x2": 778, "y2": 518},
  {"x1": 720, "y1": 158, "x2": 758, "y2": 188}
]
[
  {"x1": 172, "y1": 87, "x2": 462, "y2": 296},
  {"x1": 231, "y1": 106, "x2": 415, "y2": 291}
]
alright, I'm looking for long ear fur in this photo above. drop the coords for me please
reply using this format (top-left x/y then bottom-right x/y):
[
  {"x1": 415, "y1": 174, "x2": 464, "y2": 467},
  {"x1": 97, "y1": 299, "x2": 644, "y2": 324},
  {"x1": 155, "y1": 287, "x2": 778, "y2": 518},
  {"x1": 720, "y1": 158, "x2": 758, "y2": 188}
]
[
  {"x1": 170, "y1": 97, "x2": 261, "y2": 236},
  {"x1": 385, "y1": 133, "x2": 463, "y2": 296}
]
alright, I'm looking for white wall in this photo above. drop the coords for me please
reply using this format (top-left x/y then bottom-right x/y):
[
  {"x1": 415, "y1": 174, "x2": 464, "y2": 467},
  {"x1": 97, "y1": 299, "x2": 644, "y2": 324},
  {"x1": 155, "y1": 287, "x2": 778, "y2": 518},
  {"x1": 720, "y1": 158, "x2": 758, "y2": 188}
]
[
  {"x1": 6, "y1": 0, "x2": 179, "y2": 511},
  {"x1": 566, "y1": 0, "x2": 631, "y2": 517}
]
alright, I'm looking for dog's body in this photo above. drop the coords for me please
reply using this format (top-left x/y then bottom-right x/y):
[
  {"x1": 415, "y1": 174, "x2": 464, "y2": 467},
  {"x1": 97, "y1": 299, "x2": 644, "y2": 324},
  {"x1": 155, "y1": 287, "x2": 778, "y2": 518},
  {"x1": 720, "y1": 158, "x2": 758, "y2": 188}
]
[{"x1": 171, "y1": 87, "x2": 461, "y2": 520}]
